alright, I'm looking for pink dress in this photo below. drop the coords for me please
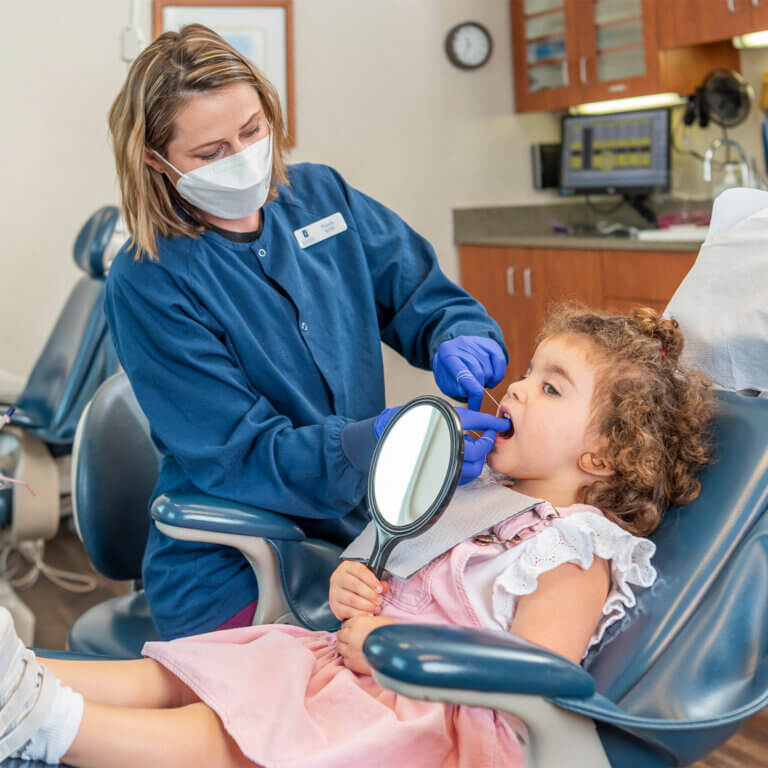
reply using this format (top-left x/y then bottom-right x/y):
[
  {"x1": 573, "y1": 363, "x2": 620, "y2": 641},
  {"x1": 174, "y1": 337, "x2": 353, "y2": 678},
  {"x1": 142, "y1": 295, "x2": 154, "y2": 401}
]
[{"x1": 142, "y1": 500, "x2": 656, "y2": 768}]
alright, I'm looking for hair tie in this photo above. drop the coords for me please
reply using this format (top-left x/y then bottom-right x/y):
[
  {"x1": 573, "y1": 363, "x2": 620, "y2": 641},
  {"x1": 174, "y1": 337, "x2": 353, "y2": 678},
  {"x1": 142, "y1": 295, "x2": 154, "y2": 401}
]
[{"x1": 659, "y1": 344, "x2": 666, "y2": 356}]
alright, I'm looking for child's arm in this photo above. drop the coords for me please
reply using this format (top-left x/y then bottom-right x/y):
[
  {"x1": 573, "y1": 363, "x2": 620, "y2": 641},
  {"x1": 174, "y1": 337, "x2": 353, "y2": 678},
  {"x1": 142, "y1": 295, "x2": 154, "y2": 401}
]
[
  {"x1": 329, "y1": 560, "x2": 389, "y2": 621},
  {"x1": 508, "y1": 557, "x2": 611, "y2": 664}
]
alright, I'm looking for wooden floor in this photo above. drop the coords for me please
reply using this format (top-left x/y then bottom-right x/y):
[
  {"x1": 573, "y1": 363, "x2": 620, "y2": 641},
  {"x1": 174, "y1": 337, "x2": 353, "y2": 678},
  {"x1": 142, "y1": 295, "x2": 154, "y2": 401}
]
[{"x1": 14, "y1": 514, "x2": 768, "y2": 767}]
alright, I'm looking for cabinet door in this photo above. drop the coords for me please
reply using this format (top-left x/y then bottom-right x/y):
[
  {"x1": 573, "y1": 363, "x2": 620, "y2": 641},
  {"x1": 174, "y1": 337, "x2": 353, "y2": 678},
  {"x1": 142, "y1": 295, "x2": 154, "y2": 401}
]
[
  {"x1": 511, "y1": 0, "x2": 583, "y2": 112},
  {"x1": 575, "y1": 0, "x2": 660, "y2": 102},
  {"x1": 658, "y1": 0, "x2": 756, "y2": 47},
  {"x1": 750, "y1": 0, "x2": 768, "y2": 29},
  {"x1": 601, "y1": 250, "x2": 696, "y2": 314},
  {"x1": 459, "y1": 246, "x2": 544, "y2": 407}
]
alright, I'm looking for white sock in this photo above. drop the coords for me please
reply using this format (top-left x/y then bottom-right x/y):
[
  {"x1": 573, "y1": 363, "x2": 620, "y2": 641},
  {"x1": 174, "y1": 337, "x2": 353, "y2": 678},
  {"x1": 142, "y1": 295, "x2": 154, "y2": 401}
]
[{"x1": 15, "y1": 679, "x2": 84, "y2": 764}]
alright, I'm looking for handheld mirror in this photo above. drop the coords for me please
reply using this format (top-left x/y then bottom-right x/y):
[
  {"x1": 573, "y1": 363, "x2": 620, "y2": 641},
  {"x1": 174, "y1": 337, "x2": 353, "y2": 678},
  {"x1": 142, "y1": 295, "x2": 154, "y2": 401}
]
[{"x1": 366, "y1": 396, "x2": 464, "y2": 577}]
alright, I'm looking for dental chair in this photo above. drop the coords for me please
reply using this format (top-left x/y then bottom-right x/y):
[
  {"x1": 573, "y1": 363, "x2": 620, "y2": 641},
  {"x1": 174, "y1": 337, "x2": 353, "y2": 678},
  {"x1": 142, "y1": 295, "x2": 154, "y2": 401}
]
[
  {"x1": 67, "y1": 375, "x2": 768, "y2": 767},
  {"x1": 19, "y1": 188, "x2": 768, "y2": 763},
  {"x1": 0, "y1": 206, "x2": 122, "y2": 545},
  {"x1": 66, "y1": 372, "x2": 340, "y2": 659}
]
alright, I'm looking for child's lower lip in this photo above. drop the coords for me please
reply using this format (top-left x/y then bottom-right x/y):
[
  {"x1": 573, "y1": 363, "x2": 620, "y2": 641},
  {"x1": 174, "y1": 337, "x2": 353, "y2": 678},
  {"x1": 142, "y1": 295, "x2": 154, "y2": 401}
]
[{"x1": 495, "y1": 431, "x2": 514, "y2": 444}]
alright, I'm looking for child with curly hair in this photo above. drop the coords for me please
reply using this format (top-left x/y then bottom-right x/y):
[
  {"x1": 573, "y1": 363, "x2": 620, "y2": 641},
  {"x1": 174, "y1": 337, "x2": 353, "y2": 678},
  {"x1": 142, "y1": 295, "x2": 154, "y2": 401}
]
[{"x1": 0, "y1": 305, "x2": 715, "y2": 768}]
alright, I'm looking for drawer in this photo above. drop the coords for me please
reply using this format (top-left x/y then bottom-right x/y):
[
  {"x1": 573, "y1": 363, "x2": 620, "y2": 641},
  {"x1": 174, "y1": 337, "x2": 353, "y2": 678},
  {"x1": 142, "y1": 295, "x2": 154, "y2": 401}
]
[{"x1": 601, "y1": 251, "x2": 696, "y2": 303}]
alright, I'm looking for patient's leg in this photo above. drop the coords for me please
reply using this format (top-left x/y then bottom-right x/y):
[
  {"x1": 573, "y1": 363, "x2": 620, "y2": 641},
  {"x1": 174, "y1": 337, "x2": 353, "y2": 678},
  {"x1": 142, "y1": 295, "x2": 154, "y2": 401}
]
[
  {"x1": 41, "y1": 658, "x2": 198, "y2": 709},
  {"x1": 64, "y1": 700, "x2": 257, "y2": 768}
]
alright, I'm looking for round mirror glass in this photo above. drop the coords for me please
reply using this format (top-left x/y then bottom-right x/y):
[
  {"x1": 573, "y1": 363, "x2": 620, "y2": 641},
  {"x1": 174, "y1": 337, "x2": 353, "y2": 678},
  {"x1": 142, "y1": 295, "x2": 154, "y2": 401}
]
[{"x1": 372, "y1": 403, "x2": 454, "y2": 529}]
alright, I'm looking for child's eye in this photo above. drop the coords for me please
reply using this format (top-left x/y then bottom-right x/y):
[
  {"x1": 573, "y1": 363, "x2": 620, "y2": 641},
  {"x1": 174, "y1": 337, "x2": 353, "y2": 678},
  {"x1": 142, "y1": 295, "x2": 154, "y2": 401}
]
[
  {"x1": 543, "y1": 382, "x2": 560, "y2": 396},
  {"x1": 245, "y1": 124, "x2": 261, "y2": 137}
]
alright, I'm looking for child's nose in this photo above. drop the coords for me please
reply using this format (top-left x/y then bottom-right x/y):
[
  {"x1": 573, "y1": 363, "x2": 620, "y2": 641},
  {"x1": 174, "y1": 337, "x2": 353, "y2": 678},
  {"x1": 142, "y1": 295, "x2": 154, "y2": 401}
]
[{"x1": 506, "y1": 379, "x2": 526, "y2": 402}]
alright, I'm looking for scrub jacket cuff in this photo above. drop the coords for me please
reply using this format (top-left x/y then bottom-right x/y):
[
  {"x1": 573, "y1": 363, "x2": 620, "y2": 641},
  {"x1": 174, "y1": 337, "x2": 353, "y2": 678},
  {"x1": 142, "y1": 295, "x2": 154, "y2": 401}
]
[{"x1": 341, "y1": 417, "x2": 378, "y2": 474}]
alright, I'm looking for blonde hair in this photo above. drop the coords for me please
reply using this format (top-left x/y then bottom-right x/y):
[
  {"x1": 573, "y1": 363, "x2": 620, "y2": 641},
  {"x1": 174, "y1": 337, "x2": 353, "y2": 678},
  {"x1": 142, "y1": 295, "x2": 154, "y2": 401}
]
[
  {"x1": 108, "y1": 23, "x2": 289, "y2": 261},
  {"x1": 537, "y1": 304, "x2": 716, "y2": 537}
]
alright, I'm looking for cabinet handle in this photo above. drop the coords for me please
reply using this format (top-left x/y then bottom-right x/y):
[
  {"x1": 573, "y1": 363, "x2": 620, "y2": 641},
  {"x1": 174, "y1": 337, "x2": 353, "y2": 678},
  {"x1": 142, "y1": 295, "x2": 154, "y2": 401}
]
[
  {"x1": 561, "y1": 60, "x2": 570, "y2": 87},
  {"x1": 753, "y1": 0, "x2": 763, "y2": 7},
  {"x1": 523, "y1": 268, "x2": 534, "y2": 299},
  {"x1": 506, "y1": 266, "x2": 516, "y2": 297},
  {"x1": 726, "y1": 0, "x2": 741, "y2": 11},
  {"x1": 579, "y1": 56, "x2": 589, "y2": 85}
]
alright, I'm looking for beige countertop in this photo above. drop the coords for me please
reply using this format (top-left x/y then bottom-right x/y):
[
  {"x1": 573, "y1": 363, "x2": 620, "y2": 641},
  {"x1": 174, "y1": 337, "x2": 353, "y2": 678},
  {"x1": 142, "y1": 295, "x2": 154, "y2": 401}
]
[
  {"x1": 453, "y1": 201, "x2": 708, "y2": 253},
  {"x1": 457, "y1": 233, "x2": 701, "y2": 252}
]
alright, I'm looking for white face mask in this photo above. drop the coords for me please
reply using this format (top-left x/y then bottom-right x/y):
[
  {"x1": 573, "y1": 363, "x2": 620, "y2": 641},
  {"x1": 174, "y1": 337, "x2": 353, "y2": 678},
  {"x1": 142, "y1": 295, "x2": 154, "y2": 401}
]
[{"x1": 152, "y1": 132, "x2": 273, "y2": 220}]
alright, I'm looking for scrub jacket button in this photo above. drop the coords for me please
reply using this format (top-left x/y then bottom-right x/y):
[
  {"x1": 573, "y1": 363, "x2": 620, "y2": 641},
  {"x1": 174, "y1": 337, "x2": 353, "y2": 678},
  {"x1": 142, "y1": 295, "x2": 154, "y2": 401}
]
[
  {"x1": 257, "y1": 248, "x2": 267, "y2": 258},
  {"x1": 301, "y1": 321, "x2": 309, "y2": 332}
]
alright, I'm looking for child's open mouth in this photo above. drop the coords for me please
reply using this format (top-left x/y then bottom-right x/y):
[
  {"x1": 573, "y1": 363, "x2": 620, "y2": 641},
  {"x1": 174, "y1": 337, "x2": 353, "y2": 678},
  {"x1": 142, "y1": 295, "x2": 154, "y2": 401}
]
[{"x1": 497, "y1": 406, "x2": 515, "y2": 441}]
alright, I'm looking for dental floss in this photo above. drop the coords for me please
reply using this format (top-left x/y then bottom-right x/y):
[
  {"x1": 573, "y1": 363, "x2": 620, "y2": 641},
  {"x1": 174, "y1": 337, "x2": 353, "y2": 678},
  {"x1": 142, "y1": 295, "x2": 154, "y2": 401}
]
[{"x1": 484, "y1": 389, "x2": 501, "y2": 408}]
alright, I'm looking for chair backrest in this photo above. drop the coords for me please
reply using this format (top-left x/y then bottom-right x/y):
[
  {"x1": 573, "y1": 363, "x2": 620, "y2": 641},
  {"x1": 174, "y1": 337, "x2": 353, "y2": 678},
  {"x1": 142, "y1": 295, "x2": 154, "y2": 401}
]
[
  {"x1": 585, "y1": 390, "x2": 768, "y2": 723},
  {"x1": 14, "y1": 206, "x2": 122, "y2": 444},
  {"x1": 71, "y1": 373, "x2": 160, "y2": 581}
]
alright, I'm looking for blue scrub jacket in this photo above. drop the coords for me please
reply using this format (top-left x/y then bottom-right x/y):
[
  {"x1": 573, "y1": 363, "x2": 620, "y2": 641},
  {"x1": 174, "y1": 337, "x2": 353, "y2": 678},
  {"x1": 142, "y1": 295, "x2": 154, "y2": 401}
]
[{"x1": 105, "y1": 162, "x2": 507, "y2": 639}]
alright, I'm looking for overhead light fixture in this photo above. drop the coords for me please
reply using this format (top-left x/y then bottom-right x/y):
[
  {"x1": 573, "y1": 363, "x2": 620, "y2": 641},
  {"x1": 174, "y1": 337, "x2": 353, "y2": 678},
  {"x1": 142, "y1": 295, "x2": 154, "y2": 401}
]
[
  {"x1": 570, "y1": 93, "x2": 687, "y2": 115},
  {"x1": 733, "y1": 30, "x2": 768, "y2": 48}
]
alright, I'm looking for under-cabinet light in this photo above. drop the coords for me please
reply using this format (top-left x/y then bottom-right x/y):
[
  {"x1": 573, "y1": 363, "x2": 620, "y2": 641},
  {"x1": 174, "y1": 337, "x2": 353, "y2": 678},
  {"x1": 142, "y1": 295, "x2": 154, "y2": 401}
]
[
  {"x1": 570, "y1": 93, "x2": 687, "y2": 115},
  {"x1": 733, "y1": 31, "x2": 768, "y2": 48}
]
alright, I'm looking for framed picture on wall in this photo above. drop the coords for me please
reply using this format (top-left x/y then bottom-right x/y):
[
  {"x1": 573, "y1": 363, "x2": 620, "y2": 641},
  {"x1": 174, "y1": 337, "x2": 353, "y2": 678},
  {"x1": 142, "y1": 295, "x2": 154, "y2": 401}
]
[{"x1": 153, "y1": 0, "x2": 295, "y2": 145}]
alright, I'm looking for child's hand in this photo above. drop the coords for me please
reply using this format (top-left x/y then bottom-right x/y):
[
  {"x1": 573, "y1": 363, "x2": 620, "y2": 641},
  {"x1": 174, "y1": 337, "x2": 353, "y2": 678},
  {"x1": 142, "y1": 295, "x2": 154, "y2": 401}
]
[
  {"x1": 337, "y1": 615, "x2": 395, "y2": 676},
  {"x1": 329, "y1": 560, "x2": 389, "y2": 621}
]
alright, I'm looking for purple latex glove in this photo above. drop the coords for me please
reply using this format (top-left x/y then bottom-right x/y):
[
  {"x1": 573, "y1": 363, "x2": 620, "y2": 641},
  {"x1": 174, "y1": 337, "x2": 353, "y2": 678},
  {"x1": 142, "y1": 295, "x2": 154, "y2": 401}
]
[{"x1": 432, "y1": 336, "x2": 507, "y2": 411}]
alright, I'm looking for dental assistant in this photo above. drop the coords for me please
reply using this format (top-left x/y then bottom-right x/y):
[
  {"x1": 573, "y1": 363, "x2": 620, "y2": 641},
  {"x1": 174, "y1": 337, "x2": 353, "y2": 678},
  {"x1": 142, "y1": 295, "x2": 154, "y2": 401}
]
[{"x1": 105, "y1": 24, "x2": 509, "y2": 640}]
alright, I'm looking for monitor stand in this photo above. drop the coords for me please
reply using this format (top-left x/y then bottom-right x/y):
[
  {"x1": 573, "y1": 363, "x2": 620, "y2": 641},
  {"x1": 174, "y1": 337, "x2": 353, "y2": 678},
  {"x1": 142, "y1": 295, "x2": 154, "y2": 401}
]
[{"x1": 623, "y1": 194, "x2": 657, "y2": 227}]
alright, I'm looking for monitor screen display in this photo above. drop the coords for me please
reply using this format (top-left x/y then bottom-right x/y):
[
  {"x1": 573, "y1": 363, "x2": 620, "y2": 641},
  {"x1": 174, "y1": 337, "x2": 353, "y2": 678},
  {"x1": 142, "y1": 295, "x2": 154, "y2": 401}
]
[{"x1": 560, "y1": 108, "x2": 670, "y2": 196}]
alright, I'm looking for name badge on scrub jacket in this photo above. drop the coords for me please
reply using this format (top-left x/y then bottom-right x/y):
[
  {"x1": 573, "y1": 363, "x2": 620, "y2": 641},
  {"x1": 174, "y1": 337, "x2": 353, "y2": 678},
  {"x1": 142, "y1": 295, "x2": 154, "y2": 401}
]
[{"x1": 294, "y1": 212, "x2": 347, "y2": 249}]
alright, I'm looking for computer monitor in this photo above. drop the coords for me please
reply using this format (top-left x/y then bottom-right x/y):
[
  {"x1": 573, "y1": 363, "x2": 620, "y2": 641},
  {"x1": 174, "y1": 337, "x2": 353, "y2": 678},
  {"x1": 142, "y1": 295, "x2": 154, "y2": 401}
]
[{"x1": 559, "y1": 108, "x2": 670, "y2": 197}]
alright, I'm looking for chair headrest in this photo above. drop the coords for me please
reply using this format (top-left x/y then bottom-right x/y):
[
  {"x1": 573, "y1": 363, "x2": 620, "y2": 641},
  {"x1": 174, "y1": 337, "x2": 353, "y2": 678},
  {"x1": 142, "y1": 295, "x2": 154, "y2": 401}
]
[
  {"x1": 73, "y1": 206, "x2": 120, "y2": 277},
  {"x1": 586, "y1": 390, "x2": 768, "y2": 715}
]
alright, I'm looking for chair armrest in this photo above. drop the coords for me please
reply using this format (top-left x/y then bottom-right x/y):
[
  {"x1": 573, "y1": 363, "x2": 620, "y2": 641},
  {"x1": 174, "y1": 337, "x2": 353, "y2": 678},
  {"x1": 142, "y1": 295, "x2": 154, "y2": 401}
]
[
  {"x1": 151, "y1": 493, "x2": 306, "y2": 541},
  {"x1": 363, "y1": 624, "x2": 595, "y2": 699}
]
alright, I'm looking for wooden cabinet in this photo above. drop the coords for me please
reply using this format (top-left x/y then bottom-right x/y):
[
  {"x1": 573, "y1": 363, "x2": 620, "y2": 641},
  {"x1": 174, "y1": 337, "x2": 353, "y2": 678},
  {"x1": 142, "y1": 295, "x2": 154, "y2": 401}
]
[
  {"x1": 510, "y1": 0, "x2": 578, "y2": 111},
  {"x1": 575, "y1": 0, "x2": 661, "y2": 104},
  {"x1": 600, "y1": 249, "x2": 696, "y2": 313},
  {"x1": 511, "y1": 0, "x2": 741, "y2": 113},
  {"x1": 658, "y1": 0, "x2": 768, "y2": 49},
  {"x1": 753, "y1": 0, "x2": 768, "y2": 29},
  {"x1": 512, "y1": 0, "x2": 661, "y2": 111},
  {"x1": 459, "y1": 245, "x2": 696, "y2": 402}
]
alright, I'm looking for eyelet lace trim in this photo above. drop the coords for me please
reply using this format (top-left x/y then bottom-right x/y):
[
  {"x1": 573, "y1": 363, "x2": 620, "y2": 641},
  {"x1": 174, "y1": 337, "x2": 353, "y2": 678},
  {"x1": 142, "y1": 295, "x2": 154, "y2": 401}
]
[{"x1": 475, "y1": 510, "x2": 657, "y2": 654}]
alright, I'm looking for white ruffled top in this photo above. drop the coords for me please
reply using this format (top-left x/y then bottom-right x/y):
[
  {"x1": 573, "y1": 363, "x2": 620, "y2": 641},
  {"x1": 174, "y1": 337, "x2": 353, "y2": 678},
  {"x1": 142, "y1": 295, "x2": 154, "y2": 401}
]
[{"x1": 463, "y1": 505, "x2": 657, "y2": 655}]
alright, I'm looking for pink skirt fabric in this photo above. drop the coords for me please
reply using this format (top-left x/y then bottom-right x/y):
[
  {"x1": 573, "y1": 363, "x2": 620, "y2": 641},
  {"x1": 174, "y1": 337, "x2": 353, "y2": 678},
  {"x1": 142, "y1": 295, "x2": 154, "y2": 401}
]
[{"x1": 142, "y1": 623, "x2": 525, "y2": 768}]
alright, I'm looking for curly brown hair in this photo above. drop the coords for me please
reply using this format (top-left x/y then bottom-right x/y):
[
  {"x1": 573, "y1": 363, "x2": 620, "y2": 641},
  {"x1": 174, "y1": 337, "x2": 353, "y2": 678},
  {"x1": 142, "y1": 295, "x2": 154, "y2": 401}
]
[{"x1": 536, "y1": 304, "x2": 717, "y2": 536}]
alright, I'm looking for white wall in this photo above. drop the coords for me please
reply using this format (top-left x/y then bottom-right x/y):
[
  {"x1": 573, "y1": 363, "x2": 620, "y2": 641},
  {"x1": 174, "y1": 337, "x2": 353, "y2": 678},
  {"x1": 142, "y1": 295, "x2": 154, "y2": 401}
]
[
  {"x1": 0, "y1": 0, "x2": 562, "y2": 406},
  {"x1": 12, "y1": 4, "x2": 767, "y2": 406}
]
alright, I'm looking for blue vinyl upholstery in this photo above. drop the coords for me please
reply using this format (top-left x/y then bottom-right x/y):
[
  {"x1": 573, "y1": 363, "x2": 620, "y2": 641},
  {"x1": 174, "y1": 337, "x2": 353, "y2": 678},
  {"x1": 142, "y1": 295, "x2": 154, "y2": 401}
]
[
  {"x1": 69, "y1": 373, "x2": 340, "y2": 657},
  {"x1": 4, "y1": 206, "x2": 121, "y2": 447}
]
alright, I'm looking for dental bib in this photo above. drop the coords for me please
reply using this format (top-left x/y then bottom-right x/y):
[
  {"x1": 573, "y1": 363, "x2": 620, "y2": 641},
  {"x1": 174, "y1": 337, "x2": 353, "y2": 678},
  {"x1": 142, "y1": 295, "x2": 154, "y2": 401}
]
[
  {"x1": 341, "y1": 472, "x2": 542, "y2": 579},
  {"x1": 665, "y1": 191, "x2": 768, "y2": 393}
]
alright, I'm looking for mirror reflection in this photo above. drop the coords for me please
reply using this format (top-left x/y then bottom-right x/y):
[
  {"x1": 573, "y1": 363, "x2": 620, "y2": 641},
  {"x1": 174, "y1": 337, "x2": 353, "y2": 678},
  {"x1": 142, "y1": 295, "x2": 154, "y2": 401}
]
[{"x1": 372, "y1": 404, "x2": 452, "y2": 528}]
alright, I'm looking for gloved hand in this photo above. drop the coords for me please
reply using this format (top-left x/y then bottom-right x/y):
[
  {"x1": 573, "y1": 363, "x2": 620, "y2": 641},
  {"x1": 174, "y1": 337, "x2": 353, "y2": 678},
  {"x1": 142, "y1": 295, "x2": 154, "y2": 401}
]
[
  {"x1": 373, "y1": 407, "x2": 401, "y2": 440},
  {"x1": 454, "y1": 407, "x2": 510, "y2": 485},
  {"x1": 374, "y1": 405, "x2": 509, "y2": 485},
  {"x1": 432, "y1": 336, "x2": 507, "y2": 411}
]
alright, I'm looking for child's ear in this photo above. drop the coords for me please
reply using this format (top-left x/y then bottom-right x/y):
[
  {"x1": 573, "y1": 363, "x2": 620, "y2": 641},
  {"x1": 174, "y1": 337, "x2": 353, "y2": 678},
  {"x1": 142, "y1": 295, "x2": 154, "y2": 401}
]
[{"x1": 578, "y1": 450, "x2": 615, "y2": 478}]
